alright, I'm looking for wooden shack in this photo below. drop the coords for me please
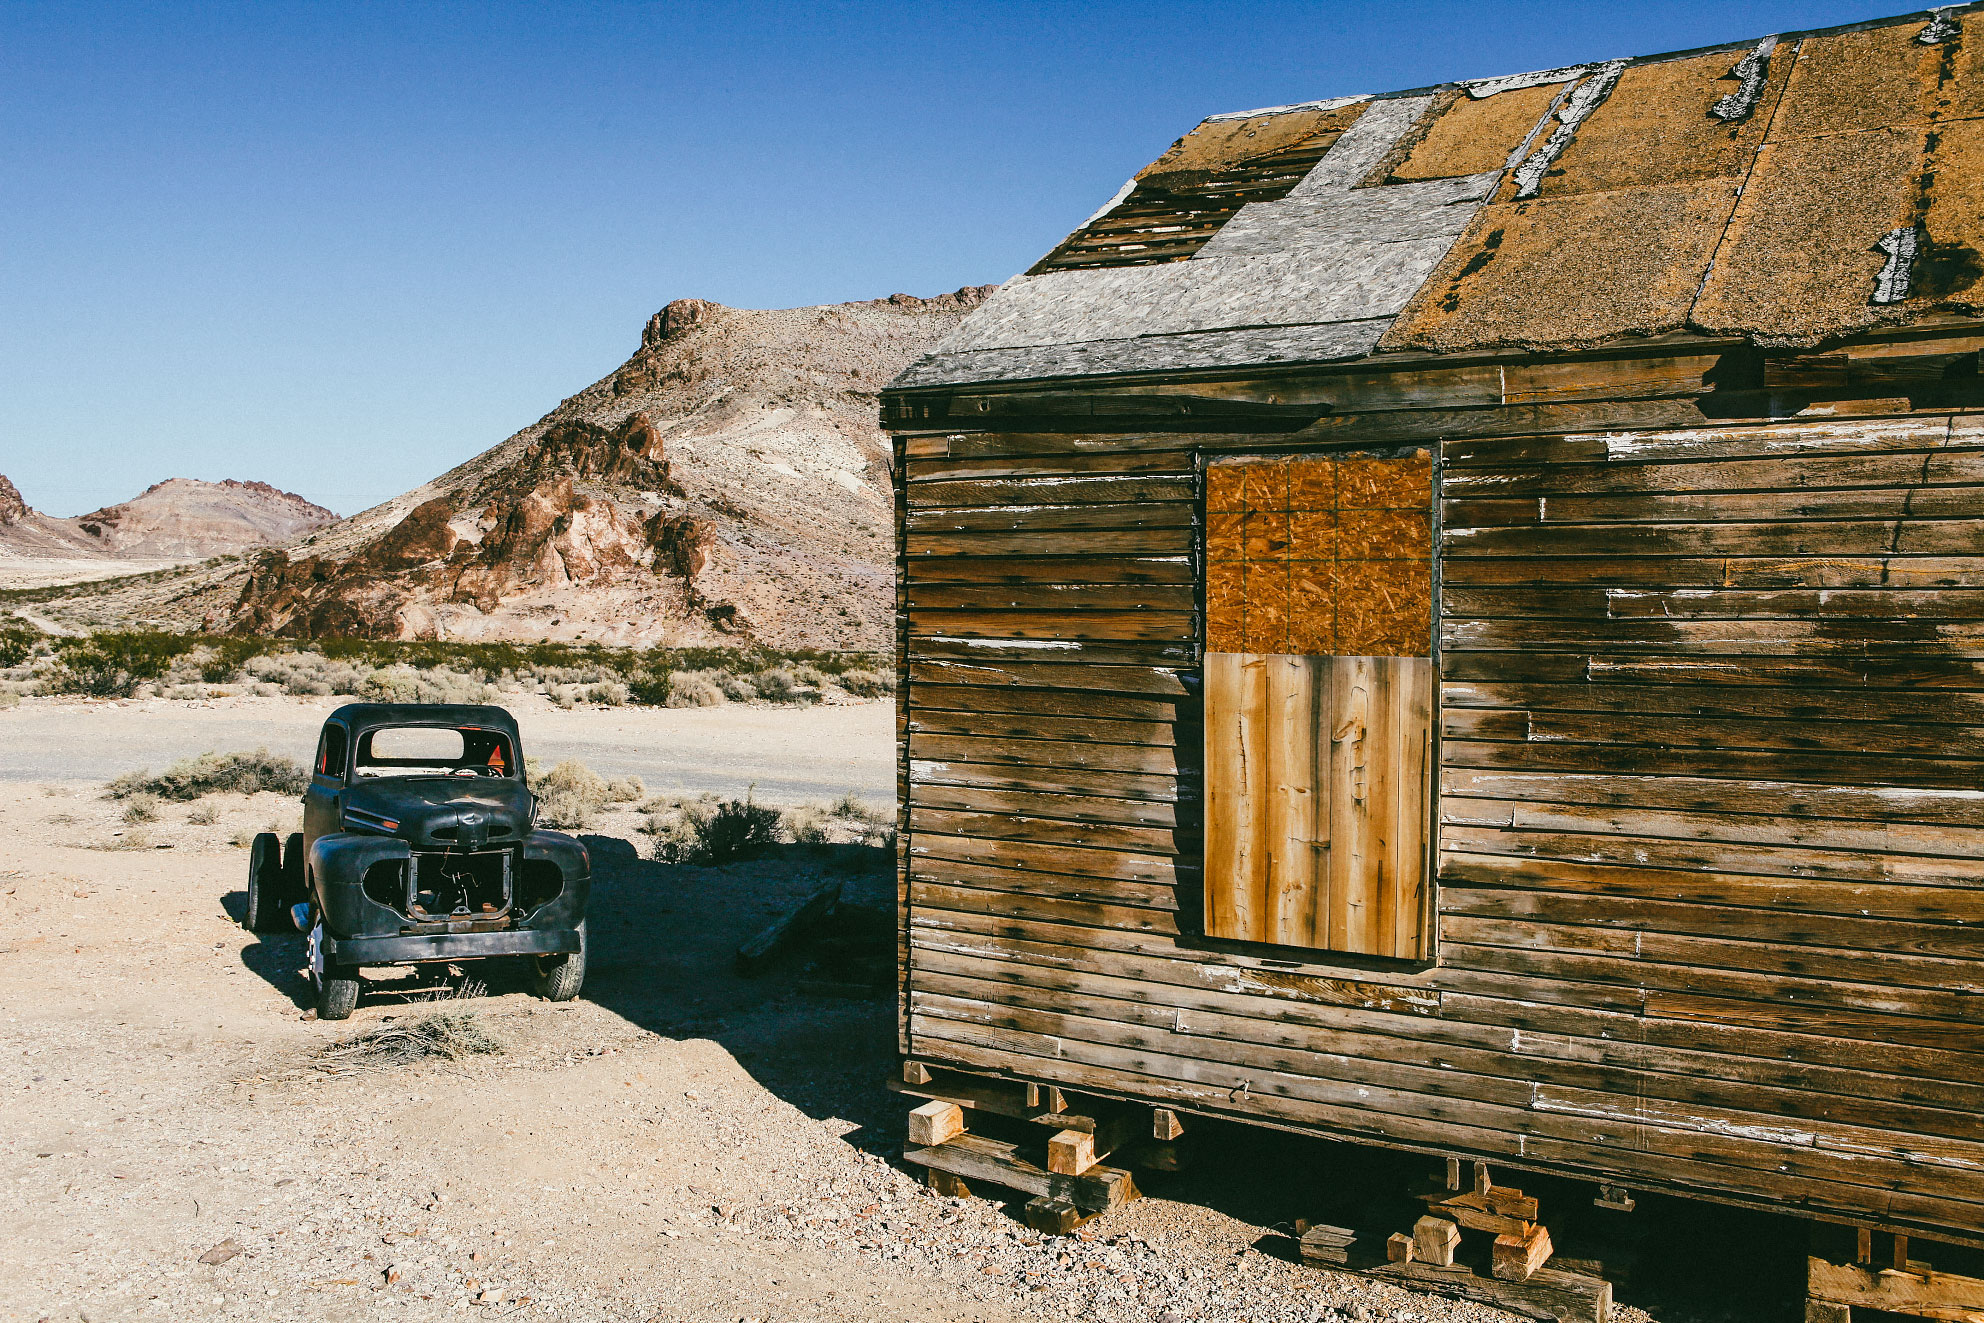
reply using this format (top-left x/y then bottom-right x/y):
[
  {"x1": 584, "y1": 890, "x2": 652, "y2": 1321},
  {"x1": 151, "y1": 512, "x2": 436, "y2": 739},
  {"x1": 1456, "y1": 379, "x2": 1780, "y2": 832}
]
[{"x1": 881, "y1": 9, "x2": 1984, "y2": 1317}]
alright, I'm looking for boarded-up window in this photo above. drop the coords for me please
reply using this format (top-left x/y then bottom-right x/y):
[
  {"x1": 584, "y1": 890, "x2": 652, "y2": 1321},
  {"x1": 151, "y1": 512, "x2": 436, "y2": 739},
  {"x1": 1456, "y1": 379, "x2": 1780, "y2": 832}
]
[{"x1": 1203, "y1": 451, "x2": 1434, "y2": 959}]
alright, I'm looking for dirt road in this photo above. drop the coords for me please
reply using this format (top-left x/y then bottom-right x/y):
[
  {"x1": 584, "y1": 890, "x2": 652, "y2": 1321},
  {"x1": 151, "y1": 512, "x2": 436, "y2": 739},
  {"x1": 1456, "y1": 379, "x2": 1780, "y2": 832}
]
[{"x1": 0, "y1": 693, "x2": 895, "y2": 804}]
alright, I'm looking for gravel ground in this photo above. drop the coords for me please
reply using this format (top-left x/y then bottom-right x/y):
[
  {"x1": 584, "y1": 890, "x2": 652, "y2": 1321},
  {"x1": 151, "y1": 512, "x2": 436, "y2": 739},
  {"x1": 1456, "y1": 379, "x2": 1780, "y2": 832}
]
[{"x1": 0, "y1": 725, "x2": 1810, "y2": 1323}]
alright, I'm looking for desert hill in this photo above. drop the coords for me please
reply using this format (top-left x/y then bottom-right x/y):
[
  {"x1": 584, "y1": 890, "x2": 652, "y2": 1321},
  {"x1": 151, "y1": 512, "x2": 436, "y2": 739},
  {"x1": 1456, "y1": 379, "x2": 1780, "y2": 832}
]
[
  {"x1": 0, "y1": 474, "x2": 335, "y2": 562},
  {"x1": 47, "y1": 288, "x2": 992, "y2": 649}
]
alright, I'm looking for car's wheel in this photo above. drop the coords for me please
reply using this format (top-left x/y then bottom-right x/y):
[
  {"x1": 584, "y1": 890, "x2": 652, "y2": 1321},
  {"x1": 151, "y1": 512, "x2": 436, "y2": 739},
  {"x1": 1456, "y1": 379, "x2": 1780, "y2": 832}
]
[
  {"x1": 282, "y1": 833, "x2": 306, "y2": 904},
  {"x1": 533, "y1": 924, "x2": 586, "y2": 1002},
  {"x1": 317, "y1": 963, "x2": 361, "y2": 1020},
  {"x1": 245, "y1": 833, "x2": 287, "y2": 932}
]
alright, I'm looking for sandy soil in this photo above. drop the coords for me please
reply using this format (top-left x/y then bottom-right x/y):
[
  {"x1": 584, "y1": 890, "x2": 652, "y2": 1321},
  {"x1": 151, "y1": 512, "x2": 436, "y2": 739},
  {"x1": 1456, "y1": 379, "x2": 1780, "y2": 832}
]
[
  {"x1": 0, "y1": 713, "x2": 1802, "y2": 1323},
  {"x1": 0, "y1": 693, "x2": 895, "y2": 805},
  {"x1": 0, "y1": 556, "x2": 190, "y2": 590}
]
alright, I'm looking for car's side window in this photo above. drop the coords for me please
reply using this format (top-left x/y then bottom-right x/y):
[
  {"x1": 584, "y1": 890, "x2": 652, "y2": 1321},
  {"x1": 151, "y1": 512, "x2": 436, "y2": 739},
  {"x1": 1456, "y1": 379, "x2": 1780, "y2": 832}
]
[{"x1": 317, "y1": 725, "x2": 349, "y2": 780}]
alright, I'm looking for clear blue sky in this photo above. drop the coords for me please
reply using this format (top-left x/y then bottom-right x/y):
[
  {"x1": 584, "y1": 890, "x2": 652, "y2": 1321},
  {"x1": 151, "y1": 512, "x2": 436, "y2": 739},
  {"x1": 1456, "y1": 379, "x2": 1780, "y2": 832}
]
[{"x1": 2, "y1": 1, "x2": 1892, "y2": 516}]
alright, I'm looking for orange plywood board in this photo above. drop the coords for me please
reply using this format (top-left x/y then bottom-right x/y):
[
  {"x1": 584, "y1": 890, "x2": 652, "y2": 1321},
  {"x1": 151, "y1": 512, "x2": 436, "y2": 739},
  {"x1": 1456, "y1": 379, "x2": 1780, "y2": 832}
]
[{"x1": 1206, "y1": 452, "x2": 1431, "y2": 660}]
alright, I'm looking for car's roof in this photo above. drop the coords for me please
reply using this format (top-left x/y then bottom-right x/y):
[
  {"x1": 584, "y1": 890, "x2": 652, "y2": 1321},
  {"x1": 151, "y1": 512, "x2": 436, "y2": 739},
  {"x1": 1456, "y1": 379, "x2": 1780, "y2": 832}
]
[{"x1": 327, "y1": 703, "x2": 521, "y2": 733}]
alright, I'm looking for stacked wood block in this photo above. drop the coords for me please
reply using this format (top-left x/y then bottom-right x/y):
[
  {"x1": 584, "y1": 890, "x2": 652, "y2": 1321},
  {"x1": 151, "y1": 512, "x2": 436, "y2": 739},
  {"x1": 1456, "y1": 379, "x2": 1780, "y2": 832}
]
[{"x1": 895, "y1": 1066, "x2": 1147, "y2": 1233}]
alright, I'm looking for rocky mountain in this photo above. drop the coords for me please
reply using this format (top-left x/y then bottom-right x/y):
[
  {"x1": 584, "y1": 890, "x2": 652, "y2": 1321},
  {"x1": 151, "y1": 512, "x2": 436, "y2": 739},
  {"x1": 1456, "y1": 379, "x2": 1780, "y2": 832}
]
[
  {"x1": 0, "y1": 475, "x2": 334, "y2": 561},
  {"x1": 76, "y1": 288, "x2": 993, "y2": 649}
]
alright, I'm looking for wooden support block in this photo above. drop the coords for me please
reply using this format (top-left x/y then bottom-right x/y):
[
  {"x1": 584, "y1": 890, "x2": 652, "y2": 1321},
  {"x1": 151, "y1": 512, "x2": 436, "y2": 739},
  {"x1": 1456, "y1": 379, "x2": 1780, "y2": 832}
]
[
  {"x1": 924, "y1": 1168, "x2": 971, "y2": 1198},
  {"x1": 1046, "y1": 1113, "x2": 1143, "y2": 1175},
  {"x1": 1299, "y1": 1224, "x2": 1357, "y2": 1268},
  {"x1": 1493, "y1": 1225, "x2": 1555, "y2": 1283},
  {"x1": 1445, "y1": 1156, "x2": 1462, "y2": 1192},
  {"x1": 1026, "y1": 1082, "x2": 1067, "y2": 1115},
  {"x1": 1474, "y1": 1161, "x2": 1491, "y2": 1195},
  {"x1": 1894, "y1": 1235, "x2": 1911, "y2": 1273},
  {"x1": 1856, "y1": 1227, "x2": 1874, "y2": 1265},
  {"x1": 1152, "y1": 1107, "x2": 1184, "y2": 1141},
  {"x1": 1413, "y1": 1216, "x2": 1461, "y2": 1268},
  {"x1": 907, "y1": 1099, "x2": 965, "y2": 1148},
  {"x1": 1594, "y1": 1185, "x2": 1635, "y2": 1213},
  {"x1": 1803, "y1": 1302, "x2": 1850, "y2": 1323},
  {"x1": 1047, "y1": 1129, "x2": 1094, "y2": 1176},
  {"x1": 905, "y1": 1132, "x2": 1138, "y2": 1215},
  {"x1": 901, "y1": 1060, "x2": 933, "y2": 1086},
  {"x1": 1807, "y1": 1253, "x2": 1984, "y2": 1322},
  {"x1": 1421, "y1": 1186, "x2": 1539, "y2": 1237},
  {"x1": 1022, "y1": 1196, "x2": 1087, "y2": 1236},
  {"x1": 1387, "y1": 1233, "x2": 1416, "y2": 1265},
  {"x1": 1367, "y1": 1261, "x2": 1612, "y2": 1323}
]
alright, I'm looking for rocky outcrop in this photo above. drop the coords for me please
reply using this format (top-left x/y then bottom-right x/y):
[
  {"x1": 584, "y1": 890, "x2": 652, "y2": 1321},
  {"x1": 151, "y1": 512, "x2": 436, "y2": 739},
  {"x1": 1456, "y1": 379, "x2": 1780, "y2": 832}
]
[
  {"x1": 197, "y1": 287, "x2": 996, "y2": 647},
  {"x1": 0, "y1": 475, "x2": 26, "y2": 526}
]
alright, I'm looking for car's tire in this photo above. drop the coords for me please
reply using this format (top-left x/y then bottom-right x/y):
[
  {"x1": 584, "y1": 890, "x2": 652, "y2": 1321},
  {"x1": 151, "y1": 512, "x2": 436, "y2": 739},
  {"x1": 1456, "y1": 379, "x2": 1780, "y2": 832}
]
[
  {"x1": 245, "y1": 833, "x2": 287, "y2": 932},
  {"x1": 282, "y1": 833, "x2": 306, "y2": 904},
  {"x1": 318, "y1": 964, "x2": 361, "y2": 1020},
  {"x1": 533, "y1": 924, "x2": 586, "y2": 1002}
]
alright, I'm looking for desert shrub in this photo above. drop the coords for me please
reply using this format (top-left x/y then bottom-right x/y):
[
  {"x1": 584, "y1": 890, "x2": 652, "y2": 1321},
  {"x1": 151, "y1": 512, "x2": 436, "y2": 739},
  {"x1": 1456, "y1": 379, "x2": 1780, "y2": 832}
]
[
  {"x1": 245, "y1": 651, "x2": 371, "y2": 696},
  {"x1": 835, "y1": 668, "x2": 888, "y2": 698},
  {"x1": 360, "y1": 663, "x2": 492, "y2": 705},
  {"x1": 749, "y1": 666, "x2": 821, "y2": 705},
  {"x1": 0, "y1": 690, "x2": 17, "y2": 710},
  {"x1": 0, "y1": 625, "x2": 40, "y2": 669},
  {"x1": 122, "y1": 793, "x2": 160, "y2": 824},
  {"x1": 716, "y1": 672, "x2": 758, "y2": 702},
  {"x1": 662, "y1": 670, "x2": 724, "y2": 708},
  {"x1": 533, "y1": 759, "x2": 608, "y2": 829},
  {"x1": 782, "y1": 804, "x2": 832, "y2": 845},
  {"x1": 188, "y1": 804, "x2": 221, "y2": 826},
  {"x1": 532, "y1": 760, "x2": 642, "y2": 830},
  {"x1": 641, "y1": 793, "x2": 782, "y2": 865},
  {"x1": 107, "y1": 748, "x2": 310, "y2": 801}
]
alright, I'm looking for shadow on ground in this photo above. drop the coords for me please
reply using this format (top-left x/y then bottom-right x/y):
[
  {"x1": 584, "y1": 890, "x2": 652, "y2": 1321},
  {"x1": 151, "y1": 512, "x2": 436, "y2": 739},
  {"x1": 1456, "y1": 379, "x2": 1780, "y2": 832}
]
[{"x1": 227, "y1": 836, "x2": 1907, "y2": 1323}]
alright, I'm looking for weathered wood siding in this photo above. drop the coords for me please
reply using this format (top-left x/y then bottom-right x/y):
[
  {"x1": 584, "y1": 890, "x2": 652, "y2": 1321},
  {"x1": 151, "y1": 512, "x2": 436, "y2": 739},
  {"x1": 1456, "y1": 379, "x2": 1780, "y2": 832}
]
[{"x1": 896, "y1": 410, "x2": 1984, "y2": 1247}]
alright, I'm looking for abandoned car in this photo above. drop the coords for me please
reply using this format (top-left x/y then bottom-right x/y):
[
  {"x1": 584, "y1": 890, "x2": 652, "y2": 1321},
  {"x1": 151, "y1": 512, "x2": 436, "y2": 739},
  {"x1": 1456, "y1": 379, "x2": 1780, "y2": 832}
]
[{"x1": 244, "y1": 703, "x2": 589, "y2": 1019}]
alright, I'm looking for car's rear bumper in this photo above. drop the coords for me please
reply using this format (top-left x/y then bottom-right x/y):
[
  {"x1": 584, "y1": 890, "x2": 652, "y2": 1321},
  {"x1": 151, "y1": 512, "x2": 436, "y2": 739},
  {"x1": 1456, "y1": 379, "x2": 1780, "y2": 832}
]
[{"x1": 323, "y1": 927, "x2": 581, "y2": 966}]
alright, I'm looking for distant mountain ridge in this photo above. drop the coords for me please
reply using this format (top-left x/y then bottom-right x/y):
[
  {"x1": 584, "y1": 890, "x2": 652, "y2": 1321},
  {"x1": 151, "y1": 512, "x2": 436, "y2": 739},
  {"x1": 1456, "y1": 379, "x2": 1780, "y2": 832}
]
[
  {"x1": 0, "y1": 474, "x2": 335, "y2": 561},
  {"x1": 44, "y1": 287, "x2": 994, "y2": 648}
]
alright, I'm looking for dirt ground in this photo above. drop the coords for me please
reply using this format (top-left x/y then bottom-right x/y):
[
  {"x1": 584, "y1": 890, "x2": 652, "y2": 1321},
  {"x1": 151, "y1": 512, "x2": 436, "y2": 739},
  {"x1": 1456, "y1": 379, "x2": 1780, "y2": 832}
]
[
  {"x1": 0, "y1": 714, "x2": 1813, "y2": 1323},
  {"x1": 0, "y1": 693, "x2": 895, "y2": 804}
]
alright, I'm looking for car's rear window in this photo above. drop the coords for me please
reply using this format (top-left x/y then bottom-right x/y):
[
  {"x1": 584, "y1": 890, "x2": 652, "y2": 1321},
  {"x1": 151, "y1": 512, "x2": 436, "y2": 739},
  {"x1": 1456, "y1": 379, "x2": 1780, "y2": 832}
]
[{"x1": 354, "y1": 725, "x2": 516, "y2": 778}]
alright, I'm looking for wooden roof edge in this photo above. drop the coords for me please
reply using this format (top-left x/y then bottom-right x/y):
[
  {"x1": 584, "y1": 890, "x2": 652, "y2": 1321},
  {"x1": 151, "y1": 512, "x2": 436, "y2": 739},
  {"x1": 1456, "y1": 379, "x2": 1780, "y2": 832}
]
[{"x1": 882, "y1": 317, "x2": 1984, "y2": 410}]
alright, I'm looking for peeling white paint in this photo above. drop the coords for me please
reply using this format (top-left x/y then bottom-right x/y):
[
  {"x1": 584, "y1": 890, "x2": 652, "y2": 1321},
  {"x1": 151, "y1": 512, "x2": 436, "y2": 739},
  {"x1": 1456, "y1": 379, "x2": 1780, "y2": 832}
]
[
  {"x1": 1873, "y1": 225, "x2": 1920, "y2": 304},
  {"x1": 1919, "y1": 6, "x2": 1963, "y2": 43},
  {"x1": 1203, "y1": 94, "x2": 1370, "y2": 123},
  {"x1": 1710, "y1": 36, "x2": 1779, "y2": 122},
  {"x1": 1463, "y1": 64, "x2": 1589, "y2": 99},
  {"x1": 1512, "y1": 61, "x2": 1628, "y2": 199}
]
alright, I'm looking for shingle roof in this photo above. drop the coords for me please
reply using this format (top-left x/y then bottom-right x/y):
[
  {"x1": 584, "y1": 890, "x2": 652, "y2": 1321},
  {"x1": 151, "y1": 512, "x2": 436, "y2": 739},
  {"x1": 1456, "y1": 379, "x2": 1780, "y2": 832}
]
[{"x1": 896, "y1": 7, "x2": 1984, "y2": 390}]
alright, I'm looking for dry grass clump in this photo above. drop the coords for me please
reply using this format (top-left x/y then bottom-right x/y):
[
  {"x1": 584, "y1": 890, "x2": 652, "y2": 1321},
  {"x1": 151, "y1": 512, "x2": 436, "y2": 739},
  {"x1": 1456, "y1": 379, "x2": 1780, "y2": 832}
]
[
  {"x1": 318, "y1": 1008, "x2": 501, "y2": 1070},
  {"x1": 106, "y1": 748, "x2": 309, "y2": 801},
  {"x1": 121, "y1": 794, "x2": 160, "y2": 824},
  {"x1": 533, "y1": 759, "x2": 643, "y2": 830},
  {"x1": 784, "y1": 794, "x2": 895, "y2": 848},
  {"x1": 640, "y1": 793, "x2": 783, "y2": 864}
]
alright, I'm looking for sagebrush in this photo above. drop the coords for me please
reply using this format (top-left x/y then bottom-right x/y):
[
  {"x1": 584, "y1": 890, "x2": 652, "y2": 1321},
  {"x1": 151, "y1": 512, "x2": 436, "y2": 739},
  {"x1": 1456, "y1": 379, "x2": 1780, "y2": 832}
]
[{"x1": 106, "y1": 749, "x2": 310, "y2": 801}]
